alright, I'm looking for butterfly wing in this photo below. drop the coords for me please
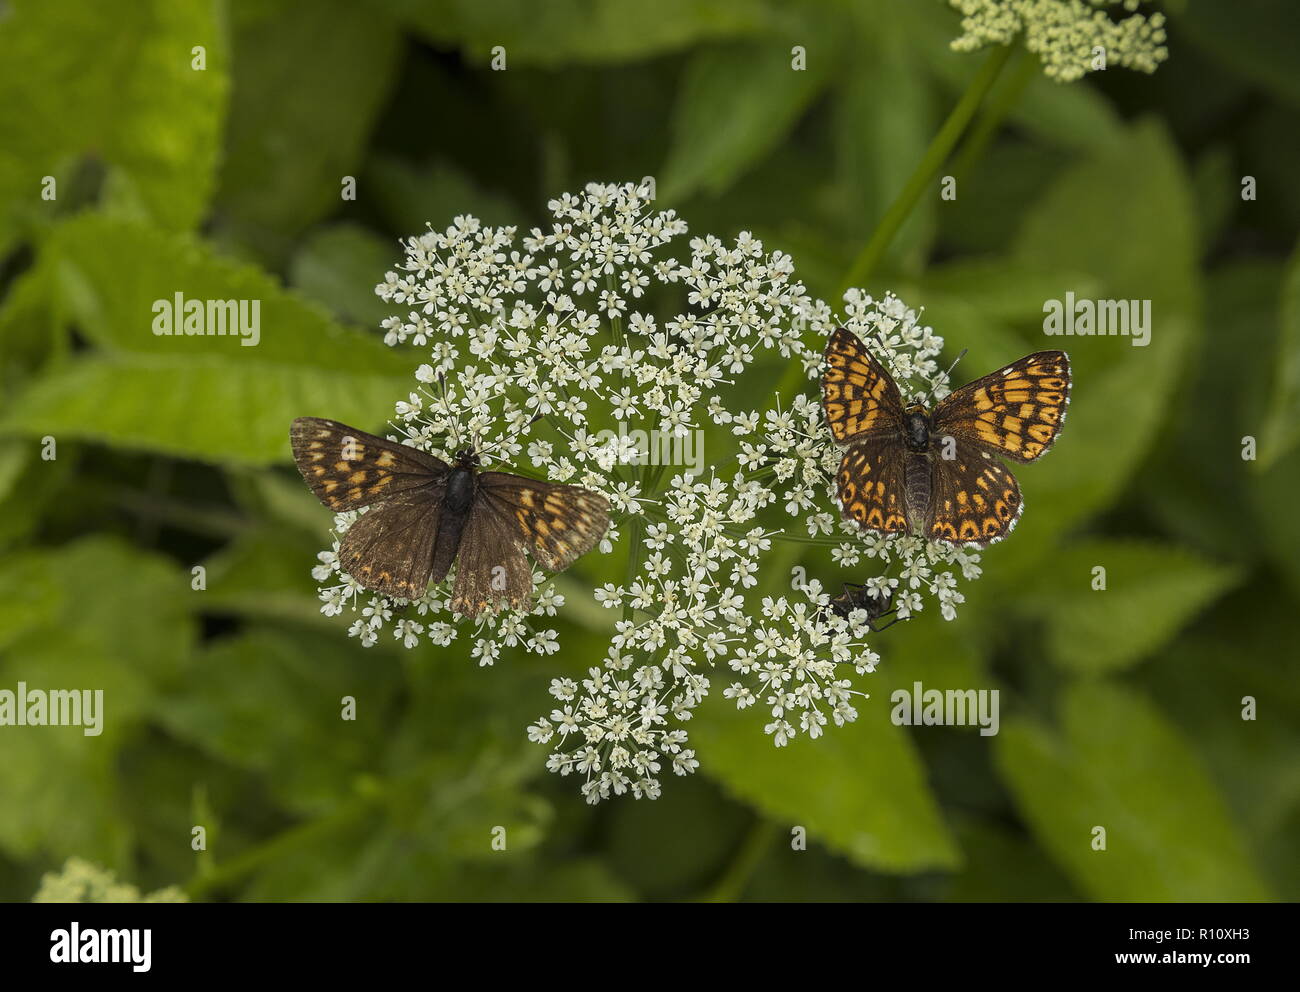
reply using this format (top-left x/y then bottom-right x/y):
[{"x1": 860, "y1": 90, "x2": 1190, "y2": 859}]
[
  {"x1": 931, "y1": 352, "x2": 1070, "y2": 464},
  {"x1": 836, "y1": 438, "x2": 910, "y2": 534},
  {"x1": 477, "y1": 474, "x2": 611, "y2": 572},
  {"x1": 448, "y1": 507, "x2": 534, "y2": 618},
  {"x1": 337, "y1": 488, "x2": 444, "y2": 599},
  {"x1": 290, "y1": 417, "x2": 449, "y2": 511},
  {"x1": 926, "y1": 440, "x2": 1023, "y2": 545},
  {"x1": 822, "y1": 327, "x2": 907, "y2": 443}
]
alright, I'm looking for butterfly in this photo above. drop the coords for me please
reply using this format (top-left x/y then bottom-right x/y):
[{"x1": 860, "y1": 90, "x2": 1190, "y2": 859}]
[
  {"x1": 289, "y1": 417, "x2": 611, "y2": 618},
  {"x1": 822, "y1": 327, "x2": 1070, "y2": 545},
  {"x1": 827, "y1": 581, "x2": 904, "y2": 632}
]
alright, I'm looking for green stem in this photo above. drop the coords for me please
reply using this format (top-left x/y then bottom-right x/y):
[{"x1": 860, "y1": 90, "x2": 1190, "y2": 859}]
[
  {"x1": 839, "y1": 44, "x2": 1013, "y2": 295},
  {"x1": 948, "y1": 46, "x2": 1036, "y2": 180},
  {"x1": 621, "y1": 515, "x2": 644, "y2": 625},
  {"x1": 699, "y1": 819, "x2": 779, "y2": 902}
]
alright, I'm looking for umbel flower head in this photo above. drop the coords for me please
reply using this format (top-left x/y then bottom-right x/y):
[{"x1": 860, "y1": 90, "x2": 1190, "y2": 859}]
[
  {"x1": 310, "y1": 182, "x2": 984, "y2": 802},
  {"x1": 949, "y1": 0, "x2": 1169, "y2": 82},
  {"x1": 33, "y1": 858, "x2": 187, "y2": 903}
]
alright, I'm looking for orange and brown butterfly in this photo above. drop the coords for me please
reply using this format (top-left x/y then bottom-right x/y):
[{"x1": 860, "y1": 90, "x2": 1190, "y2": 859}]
[
  {"x1": 821, "y1": 327, "x2": 1070, "y2": 546},
  {"x1": 290, "y1": 418, "x2": 610, "y2": 618}
]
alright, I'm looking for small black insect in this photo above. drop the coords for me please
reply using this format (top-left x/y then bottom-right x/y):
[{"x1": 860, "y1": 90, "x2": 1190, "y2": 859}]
[{"x1": 827, "y1": 581, "x2": 904, "y2": 632}]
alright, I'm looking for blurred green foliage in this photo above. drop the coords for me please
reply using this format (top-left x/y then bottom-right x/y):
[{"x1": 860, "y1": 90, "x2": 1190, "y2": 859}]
[{"x1": 0, "y1": 0, "x2": 1296, "y2": 902}]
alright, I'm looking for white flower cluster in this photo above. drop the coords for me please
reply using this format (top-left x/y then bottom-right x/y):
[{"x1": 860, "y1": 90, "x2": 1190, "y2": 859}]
[
  {"x1": 310, "y1": 183, "x2": 987, "y2": 803},
  {"x1": 312, "y1": 182, "x2": 815, "y2": 672},
  {"x1": 949, "y1": 0, "x2": 1169, "y2": 82},
  {"x1": 709, "y1": 292, "x2": 983, "y2": 745},
  {"x1": 33, "y1": 858, "x2": 187, "y2": 903},
  {"x1": 752, "y1": 292, "x2": 984, "y2": 626},
  {"x1": 530, "y1": 290, "x2": 985, "y2": 801}
]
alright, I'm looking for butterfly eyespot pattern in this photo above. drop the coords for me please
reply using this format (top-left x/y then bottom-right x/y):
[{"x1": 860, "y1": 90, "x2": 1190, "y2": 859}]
[
  {"x1": 821, "y1": 327, "x2": 1070, "y2": 547},
  {"x1": 290, "y1": 417, "x2": 611, "y2": 618}
]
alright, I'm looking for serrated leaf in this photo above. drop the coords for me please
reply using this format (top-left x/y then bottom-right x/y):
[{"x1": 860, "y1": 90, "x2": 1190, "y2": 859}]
[
  {"x1": 995, "y1": 681, "x2": 1273, "y2": 902},
  {"x1": 0, "y1": 215, "x2": 413, "y2": 465}
]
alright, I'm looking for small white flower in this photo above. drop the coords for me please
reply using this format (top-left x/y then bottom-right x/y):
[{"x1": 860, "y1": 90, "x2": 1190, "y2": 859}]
[{"x1": 311, "y1": 182, "x2": 985, "y2": 801}]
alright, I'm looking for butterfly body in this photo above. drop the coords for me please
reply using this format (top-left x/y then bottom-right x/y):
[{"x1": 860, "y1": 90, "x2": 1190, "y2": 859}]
[
  {"x1": 822, "y1": 328, "x2": 1070, "y2": 546},
  {"x1": 903, "y1": 405, "x2": 931, "y2": 451},
  {"x1": 290, "y1": 418, "x2": 610, "y2": 617},
  {"x1": 428, "y1": 448, "x2": 480, "y2": 585}
]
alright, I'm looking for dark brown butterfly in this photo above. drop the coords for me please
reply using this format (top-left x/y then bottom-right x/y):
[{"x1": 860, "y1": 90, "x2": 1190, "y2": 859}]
[
  {"x1": 827, "y1": 581, "x2": 904, "y2": 632},
  {"x1": 290, "y1": 417, "x2": 611, "y2": 617},
  {"x1": 822, "y1": 327, "x2": 1070, "y2": 545}
]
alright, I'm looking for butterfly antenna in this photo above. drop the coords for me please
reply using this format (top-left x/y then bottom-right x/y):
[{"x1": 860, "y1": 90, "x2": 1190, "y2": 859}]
[
  {"x1": 478, "y1": 410, "x2": 545, "y2": 458},
  {"x1": 933, "y1": 348, "x2": 968, "y2": 400}
]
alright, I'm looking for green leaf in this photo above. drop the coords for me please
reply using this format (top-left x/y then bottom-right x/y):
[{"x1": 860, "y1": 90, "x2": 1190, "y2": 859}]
[
  {"x1": 1134, "y1": 262, "x2": 1277, "y2": 565},
  {"x1": 385, "y1": 0, "x2": 778, "y2": 66},
  {"x1": 0, "y1": 215, "x2": 413, "y2": 465},
  {"x1": 0, "y1": 248, "x2": 67, "y2": 405},
  {"x1": 1017, "y1": 540, "x2": 1242, "y2": 674},
  {"x1": 156, "y1": 628, "x2": 400, "y2": 816},
  {"x1": 0, "y1": 538, "x2": 195, "y2": 865},
  {"x1": 198, "y1": 527, "x2": 339, "y2": 629},
  {"x1": 990, "y1": 122, "x2": 1199, "y2": 572},
  {"x1": 694, "y1": 672, "x2": 961, "y2": 874},
  {"x1": 943, "y1": 815, "x2": 1080, "y2": 902},
  {"x1": 833, "y1": 4, "x2": 934, "y2": 266},
  {"x1": 1135, "y1": 582, "x2": 1300, "y2": 897},
  {"x1": 660, "y1": 42, "x2": 836, "y2": 202},
  {"x1": 0, "y1": 0, "x2": 227, "y2": 235},
  {"x1": 289, "y1": 223, "x2": 399, "y2": 330},
  {"x1": 606, "y1": 776, "x2": 748, "y2": 897},
  {"x1": 213, "y1": 0, "x2": 400, "y2": 260},
  {"x1": 995, "y1": 682, "x2": 1273, "y2": 902},
  {"x1": 365, "y1": 157, "x2": 522, "y2": 235},
  {"x1": 915, "y1": 259, "x2": 1101, "y2": 326},
  {"x1": 1257, "y1": 238, "x2": 1300, "y2": 467}
]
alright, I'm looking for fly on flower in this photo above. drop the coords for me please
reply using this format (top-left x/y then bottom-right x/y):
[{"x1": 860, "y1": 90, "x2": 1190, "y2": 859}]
[
  {"x1": 827, "y1": 581, "x2": 904, "y2": 632},
  {"x1": 290, "y1": 417, "x2": 610, "y2": 617},
  {"x1": 822, "y1": 327, "x2": 1070, "y2": 546}
]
